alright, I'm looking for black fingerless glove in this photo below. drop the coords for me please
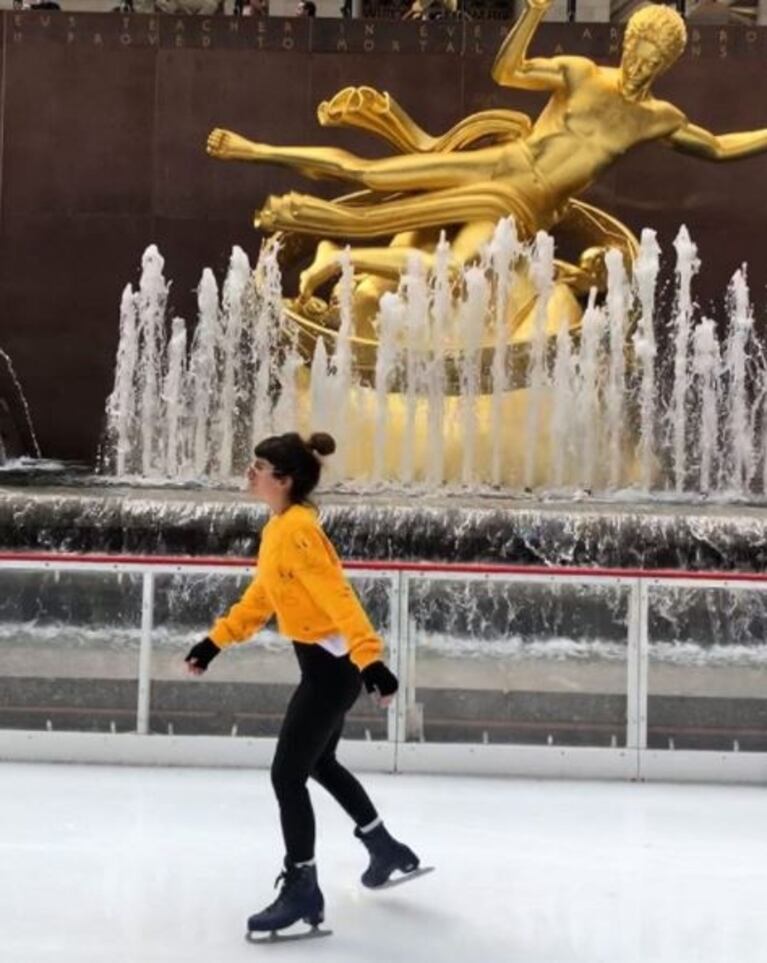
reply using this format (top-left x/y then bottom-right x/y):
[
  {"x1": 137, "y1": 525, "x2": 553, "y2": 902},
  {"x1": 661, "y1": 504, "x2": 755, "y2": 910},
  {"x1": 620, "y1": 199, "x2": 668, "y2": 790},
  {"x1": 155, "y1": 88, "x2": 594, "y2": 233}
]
[
  {"x1": 185, "y1": 637, "x2": 221, "y2": 672},
  {"x1": 360, "y1": 661, "x2": 399, "y2": 697}
]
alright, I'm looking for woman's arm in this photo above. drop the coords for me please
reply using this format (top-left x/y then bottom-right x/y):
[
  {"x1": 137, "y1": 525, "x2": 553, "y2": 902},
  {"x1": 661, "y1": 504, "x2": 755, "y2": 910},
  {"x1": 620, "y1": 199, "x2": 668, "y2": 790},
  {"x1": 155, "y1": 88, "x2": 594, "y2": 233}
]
[
  {"x1": 207, "y1": 574, "x2": 274, "y2": 647},
  {"x1": 290, "y1": 526, "x2": 383, "y2": 671}
]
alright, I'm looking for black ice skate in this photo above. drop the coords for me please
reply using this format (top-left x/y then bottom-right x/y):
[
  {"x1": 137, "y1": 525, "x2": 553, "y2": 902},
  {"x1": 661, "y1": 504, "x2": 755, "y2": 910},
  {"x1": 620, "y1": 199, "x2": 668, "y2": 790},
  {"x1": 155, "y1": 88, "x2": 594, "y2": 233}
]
[
  {"x1": 245, "y1": 861, "x2": 331, "y2": 943},
  {"x1": 355, "y1": 823, "x2": 434, "y2": 889}
]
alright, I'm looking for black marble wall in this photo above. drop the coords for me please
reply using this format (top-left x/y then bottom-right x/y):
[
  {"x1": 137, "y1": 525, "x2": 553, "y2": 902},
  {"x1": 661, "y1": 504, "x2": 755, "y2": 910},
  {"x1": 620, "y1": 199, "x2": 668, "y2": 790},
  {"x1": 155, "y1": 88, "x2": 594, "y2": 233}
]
[{"x1": 0, "y1": 15, "x2": 765, "y2": 462}]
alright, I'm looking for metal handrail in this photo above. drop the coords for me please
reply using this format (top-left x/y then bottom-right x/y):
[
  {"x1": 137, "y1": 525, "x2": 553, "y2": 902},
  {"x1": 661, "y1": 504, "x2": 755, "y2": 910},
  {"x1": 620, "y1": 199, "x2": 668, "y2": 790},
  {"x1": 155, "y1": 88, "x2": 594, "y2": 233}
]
[
  {"x1": 1, "y1": 549, "x2": 766, "y2": 780},
  {"x1": 0, "y1": 550, "x2": 766, "y2": 584}
]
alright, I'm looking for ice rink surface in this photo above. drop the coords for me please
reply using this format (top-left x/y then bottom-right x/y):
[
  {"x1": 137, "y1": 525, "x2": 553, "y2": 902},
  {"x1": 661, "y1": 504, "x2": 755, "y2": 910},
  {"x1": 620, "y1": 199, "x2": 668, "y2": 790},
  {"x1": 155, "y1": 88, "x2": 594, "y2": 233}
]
[{"x1": 1, "y1": 761, "x2": 765, "y2": 963}]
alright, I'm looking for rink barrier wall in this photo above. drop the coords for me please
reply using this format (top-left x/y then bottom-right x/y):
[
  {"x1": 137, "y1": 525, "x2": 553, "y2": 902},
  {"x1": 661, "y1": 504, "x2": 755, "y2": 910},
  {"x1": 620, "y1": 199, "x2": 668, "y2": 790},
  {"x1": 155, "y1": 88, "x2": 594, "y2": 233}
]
[{"x1": 1, "y1": 551, "x2": 767, "y2": 785}]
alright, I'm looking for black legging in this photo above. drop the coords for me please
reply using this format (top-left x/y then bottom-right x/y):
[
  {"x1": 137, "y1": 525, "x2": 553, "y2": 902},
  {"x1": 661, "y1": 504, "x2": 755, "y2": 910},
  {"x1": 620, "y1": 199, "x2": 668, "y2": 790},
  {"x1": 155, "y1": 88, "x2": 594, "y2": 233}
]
[{"x1": 270, "y1": 642, "x2": 379, "y2": 864}]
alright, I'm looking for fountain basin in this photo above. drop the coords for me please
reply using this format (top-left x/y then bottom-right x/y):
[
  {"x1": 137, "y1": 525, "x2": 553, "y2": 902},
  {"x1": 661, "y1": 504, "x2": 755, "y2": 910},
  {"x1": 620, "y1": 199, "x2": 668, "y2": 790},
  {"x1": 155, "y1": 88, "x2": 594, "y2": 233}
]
[{"x1": 1, "y1": 482, "x2": 766, "y2": 570}]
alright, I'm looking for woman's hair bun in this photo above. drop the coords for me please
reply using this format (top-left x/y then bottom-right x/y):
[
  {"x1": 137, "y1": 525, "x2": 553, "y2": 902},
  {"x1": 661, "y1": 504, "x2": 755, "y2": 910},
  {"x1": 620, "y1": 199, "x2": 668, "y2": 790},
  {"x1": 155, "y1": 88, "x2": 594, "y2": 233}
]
[{"x1": 307, "y1": 432, "x2": 336, "y2": 457}]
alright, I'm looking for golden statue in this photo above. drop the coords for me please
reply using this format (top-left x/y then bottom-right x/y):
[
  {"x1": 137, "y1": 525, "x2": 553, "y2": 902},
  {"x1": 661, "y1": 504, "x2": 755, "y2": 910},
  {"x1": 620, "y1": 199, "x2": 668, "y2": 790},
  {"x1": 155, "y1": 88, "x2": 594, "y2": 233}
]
[
  {"x1": 208, "y1": 1, "x2": 765, "y2": 280},
  {"x1": 204, "y1": 2, "x2": 767, "y2": 486}
]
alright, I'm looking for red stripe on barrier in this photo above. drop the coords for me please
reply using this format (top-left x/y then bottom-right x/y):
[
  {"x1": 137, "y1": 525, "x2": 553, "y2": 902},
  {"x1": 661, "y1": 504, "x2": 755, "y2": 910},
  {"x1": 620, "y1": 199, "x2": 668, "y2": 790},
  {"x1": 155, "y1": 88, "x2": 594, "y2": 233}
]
[{"x1": 0, "y1": 551, "x2": 764, "y2": 583}]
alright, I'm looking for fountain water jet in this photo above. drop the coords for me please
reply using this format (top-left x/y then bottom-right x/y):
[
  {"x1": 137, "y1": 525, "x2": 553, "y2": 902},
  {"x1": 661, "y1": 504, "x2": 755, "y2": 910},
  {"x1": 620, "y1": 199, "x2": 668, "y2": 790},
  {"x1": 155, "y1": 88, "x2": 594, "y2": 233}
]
[{"x1": 102, "y1": 221, "x2": 767, "y2": 501}]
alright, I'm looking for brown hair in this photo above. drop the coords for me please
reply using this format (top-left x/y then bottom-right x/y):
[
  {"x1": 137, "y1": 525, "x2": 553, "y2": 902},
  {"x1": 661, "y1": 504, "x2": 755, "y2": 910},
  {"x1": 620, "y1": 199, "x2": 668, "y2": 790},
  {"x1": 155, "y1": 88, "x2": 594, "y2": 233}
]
[{"x1": 254, "y1": 431, "x2": 336, "y2": 504}]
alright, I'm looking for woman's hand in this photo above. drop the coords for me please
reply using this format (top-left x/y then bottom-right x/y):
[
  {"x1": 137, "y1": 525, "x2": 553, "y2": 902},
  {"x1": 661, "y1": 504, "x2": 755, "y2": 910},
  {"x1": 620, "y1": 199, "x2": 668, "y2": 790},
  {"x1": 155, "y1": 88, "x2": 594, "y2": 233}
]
[
  {"x1": 360, "y1": 661, "x2": 398, "y2": 708},
  {"x1": 184, "y1": 637, "x2": 221, "y2": 675}
]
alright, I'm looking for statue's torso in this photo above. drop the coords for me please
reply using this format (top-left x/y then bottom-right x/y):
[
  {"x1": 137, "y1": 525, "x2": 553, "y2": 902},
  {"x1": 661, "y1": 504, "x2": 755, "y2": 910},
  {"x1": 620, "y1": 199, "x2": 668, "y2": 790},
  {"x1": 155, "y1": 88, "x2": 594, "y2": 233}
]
[{"x1": 516, "y1": 63, "x2": 683, "y2": 202}]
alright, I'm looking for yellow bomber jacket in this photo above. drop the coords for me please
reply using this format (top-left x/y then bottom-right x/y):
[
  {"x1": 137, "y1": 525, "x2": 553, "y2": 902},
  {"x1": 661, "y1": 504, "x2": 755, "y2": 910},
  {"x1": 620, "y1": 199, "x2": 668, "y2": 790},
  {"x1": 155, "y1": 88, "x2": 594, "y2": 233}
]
[{"x1": 208, "y1": 504, "x2": 383, "y2": 670}]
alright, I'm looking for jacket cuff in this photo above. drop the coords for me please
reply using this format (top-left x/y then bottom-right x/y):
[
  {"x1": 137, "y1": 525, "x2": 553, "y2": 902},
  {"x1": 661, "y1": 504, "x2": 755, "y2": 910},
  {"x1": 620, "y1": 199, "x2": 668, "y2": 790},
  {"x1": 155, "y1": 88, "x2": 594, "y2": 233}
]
[
  {"x1": 208, "y1": 625, "x2": 235, "y2": 648},
  {"x1": 349, "y1": 640, "x2": 384, "y2": 671}
]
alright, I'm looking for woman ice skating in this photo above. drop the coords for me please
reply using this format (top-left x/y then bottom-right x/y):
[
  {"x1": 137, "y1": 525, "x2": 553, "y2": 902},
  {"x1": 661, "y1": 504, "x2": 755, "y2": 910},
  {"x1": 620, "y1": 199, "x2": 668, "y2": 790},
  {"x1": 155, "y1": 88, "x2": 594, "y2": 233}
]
[{"x1": 184, "y1": 431, "x2": 425, "y2": 942}]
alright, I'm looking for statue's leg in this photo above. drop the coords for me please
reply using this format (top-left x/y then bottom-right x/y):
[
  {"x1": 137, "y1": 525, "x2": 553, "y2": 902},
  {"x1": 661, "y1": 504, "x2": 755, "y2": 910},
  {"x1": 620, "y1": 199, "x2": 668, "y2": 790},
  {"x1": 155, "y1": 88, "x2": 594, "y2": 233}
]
[
  {"x1": 207, "y1": 128, "x2": 368, "y2": 182},
  {"x1": 299, "y1": 241, "x2": 346, "y2": 298},
  {"x1": 298, "y1": 221, "x2": 498, "y2": 299},
  {"x1": 341, "y1": 147, "x2": 500, "y2": 192},
  {"x1": 258, "y1": 180, "x2": 526, "y2": 238},
  {"x1": 451, "y1": 220, "x2": 500, "y2": 263},
  {"x1": 299, "y1": 240, "x2": 430, "y2": 300},
  {"x1": 207, "y1": 129, "x2": 276, "y2": 162},
  {"x1": 208, "y1": 127, "x2": 500, "y2": 190}
]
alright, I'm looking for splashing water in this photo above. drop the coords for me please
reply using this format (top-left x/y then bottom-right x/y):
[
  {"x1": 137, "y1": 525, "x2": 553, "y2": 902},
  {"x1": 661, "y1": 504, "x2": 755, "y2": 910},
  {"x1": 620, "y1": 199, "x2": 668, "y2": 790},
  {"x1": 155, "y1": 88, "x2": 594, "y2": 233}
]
[
  {"x1": 668, "y1": 227, "x2": 700, "y2": 492},
  {"x1": 632, "y1": 228, "x2": 661, "y2": 491},
  {"x1": 137, "y1": 245, "x2": 169, "y2": 478},
  {"x1": 691, "y1": 318, "x2": 720, "y2": 494},
  {"x1": 162, "y1": 317, "x2": 188, "y2": 478},
  {"x1": 0, "y1": 347, "x2": 42, "y2": 461},
  {"x1": 103, "y1": 224, "x2": 767, "y2": 500}
]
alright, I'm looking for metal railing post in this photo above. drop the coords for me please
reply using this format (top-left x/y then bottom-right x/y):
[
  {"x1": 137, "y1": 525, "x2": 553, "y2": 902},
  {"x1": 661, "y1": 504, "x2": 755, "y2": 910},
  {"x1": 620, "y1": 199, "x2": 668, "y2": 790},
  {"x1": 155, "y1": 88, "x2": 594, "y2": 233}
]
[
  {"x1": 626, "y1": 577, "x2": 650, "y2": 769},
  {"x1": 637, "y1": 579, "x2": 650, "y2": 753},
  {"x1": 136, "y1": 571, "x2": 155, "y2": 736},
  {"x1": 394, "y1": 570, "x2": 412, "y2": 770},
  {"x1": 386, "y1": 572, "x2": 402, "y2": 751},
  {"x1": 626, "y1": 579, "x2": 641, "y2": 757}
]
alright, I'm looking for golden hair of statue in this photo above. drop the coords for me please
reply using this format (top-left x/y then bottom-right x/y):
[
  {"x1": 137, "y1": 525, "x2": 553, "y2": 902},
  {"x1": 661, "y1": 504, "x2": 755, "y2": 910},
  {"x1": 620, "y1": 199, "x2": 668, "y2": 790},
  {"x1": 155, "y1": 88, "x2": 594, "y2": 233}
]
[{"x1": 205, "y1": 1, "x2": 767, "y2": 486}]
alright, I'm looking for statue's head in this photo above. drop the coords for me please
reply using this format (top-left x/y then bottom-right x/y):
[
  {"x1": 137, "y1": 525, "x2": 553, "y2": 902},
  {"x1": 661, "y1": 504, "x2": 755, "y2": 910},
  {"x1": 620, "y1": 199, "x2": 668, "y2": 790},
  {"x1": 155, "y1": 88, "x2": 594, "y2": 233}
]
[{"x1": 621, "y1": 4, "x2": 687, "y2": 94}]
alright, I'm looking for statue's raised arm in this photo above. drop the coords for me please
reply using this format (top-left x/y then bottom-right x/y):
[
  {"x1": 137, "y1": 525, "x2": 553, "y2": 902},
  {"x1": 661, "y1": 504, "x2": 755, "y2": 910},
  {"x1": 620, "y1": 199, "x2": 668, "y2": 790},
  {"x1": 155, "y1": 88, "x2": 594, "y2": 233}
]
[{"x1": 491, "y1": 0, "x2": 568, "y2": 91}]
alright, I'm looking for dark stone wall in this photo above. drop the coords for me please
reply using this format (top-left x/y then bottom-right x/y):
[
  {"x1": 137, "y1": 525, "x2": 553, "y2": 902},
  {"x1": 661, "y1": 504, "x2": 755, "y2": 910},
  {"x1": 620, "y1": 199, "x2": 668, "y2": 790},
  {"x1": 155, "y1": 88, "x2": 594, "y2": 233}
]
[{"x1": 0, "y1": 13, "x2": 766, "y2": 462}]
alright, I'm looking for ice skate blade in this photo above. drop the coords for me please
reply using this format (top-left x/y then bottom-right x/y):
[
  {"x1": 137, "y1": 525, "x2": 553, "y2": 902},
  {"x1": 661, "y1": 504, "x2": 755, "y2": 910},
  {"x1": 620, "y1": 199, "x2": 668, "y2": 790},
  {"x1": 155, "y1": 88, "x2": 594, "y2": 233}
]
[
  {"x1": 372, "y1": 866, "x2": 435, "y2": 890},
  {"x1": 245, "y1": 924, "x2": 332, "y2": 944}
]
